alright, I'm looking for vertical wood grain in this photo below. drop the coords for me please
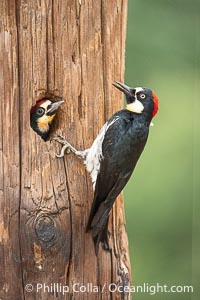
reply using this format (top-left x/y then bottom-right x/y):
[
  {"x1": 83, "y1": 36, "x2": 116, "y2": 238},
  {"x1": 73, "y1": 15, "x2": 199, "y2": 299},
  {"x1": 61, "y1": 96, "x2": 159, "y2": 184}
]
[
  {"x1": 0, "y1": 1, "x2": 24, "y2": 299},
  {"x1": 0, "y1": 1, "x2": 131, "y2": 299}
]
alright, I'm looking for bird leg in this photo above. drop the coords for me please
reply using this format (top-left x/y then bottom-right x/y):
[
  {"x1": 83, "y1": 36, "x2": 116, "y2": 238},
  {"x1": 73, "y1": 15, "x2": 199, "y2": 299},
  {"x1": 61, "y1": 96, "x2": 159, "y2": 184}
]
[{"x1": 53, "y1": 135, "x2": 86, "y2": 159}]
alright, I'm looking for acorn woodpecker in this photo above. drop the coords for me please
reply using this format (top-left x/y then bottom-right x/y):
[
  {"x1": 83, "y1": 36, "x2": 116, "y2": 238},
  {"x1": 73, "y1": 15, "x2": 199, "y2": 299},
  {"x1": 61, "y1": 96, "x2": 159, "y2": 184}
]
[
  {"x1": 30, "y1": 98, "x2": 64, "y2": 141},
  {"x1": 53, "y1": 81, "x2": 159, "y2": 254}
]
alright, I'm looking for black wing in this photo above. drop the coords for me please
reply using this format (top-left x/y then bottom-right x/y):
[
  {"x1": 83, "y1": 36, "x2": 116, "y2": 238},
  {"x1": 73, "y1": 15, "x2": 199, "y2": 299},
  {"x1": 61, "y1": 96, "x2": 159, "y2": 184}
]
[{"x1": 86, "y1": 112, "x2": 148, "y2": 253}]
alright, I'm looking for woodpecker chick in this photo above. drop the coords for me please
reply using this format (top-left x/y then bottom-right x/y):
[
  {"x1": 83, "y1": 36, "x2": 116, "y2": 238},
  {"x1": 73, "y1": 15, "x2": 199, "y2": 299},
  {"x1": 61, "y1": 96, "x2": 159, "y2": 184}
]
[
  {"x1": 30, "y1": 98, "x2": 64, "y2": 141},
  {"x1": 53, "y1": 81, "x2": 159, "y2": 254}
]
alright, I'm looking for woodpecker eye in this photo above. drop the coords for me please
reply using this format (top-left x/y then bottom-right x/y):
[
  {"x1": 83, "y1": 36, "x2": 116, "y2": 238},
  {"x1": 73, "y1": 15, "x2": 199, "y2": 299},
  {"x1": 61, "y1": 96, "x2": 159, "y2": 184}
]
[
  {"x1": 138, "y1": 93, "x2": 146, "y2": 100},
  {"x1": 37, "y1": 107, "x2": 45, "y2": 116}
]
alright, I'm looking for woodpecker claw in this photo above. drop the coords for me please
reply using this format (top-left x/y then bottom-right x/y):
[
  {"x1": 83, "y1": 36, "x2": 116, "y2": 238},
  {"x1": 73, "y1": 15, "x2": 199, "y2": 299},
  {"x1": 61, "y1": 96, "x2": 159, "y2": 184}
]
[
  {"x1": 53, "y1": 135, "x2": 77, "y2": 157},
  {"x1": 56, "y1": 144, "x2": 70, "y2": 158}
]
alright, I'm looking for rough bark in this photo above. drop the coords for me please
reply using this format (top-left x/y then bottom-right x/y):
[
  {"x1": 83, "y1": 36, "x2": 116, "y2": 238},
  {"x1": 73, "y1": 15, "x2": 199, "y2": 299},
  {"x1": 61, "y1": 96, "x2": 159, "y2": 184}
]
[{"x1": 0, "y1": 1, "x2": 131, "y2": 299}]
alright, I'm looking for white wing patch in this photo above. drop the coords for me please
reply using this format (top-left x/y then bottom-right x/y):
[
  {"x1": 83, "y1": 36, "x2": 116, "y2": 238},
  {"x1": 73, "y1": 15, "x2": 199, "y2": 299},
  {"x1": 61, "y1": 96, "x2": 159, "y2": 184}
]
[{"x1": 83, "y1": 117, "x2": 119, "y2": 190}]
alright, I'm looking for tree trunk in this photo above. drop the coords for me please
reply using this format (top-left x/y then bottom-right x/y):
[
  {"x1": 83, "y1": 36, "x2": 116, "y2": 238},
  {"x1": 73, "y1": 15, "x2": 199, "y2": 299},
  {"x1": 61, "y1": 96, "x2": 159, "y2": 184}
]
[{"x1": 0, "y1": 1, "x2": 131, "y2": 299}]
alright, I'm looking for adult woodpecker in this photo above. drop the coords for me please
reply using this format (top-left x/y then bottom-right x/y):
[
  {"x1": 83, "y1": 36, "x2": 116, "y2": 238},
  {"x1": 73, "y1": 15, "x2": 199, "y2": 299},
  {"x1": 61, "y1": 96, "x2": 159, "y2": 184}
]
[
  {"x1": 53, "y1": 81, "x2": 159, "y2": 254},
  {"x1": 30, "y1": 98, "x2": 64, "y2": 141}
]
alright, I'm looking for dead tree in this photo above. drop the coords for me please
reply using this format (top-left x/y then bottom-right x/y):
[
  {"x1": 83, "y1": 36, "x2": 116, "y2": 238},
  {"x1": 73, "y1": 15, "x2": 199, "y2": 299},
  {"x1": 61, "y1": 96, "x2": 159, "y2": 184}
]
[{"x1": 0, "y1": 1, "x2": 131, "y2": 299}]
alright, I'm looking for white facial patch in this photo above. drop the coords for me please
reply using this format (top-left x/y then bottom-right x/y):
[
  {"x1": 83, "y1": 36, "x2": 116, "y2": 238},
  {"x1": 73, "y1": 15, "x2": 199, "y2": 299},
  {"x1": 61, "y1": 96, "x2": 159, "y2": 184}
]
[
  {"x1": 135, "y1": 87, "x2": 144, "y2": 93},
  {"x1": 126, "y1": 87, "x2": 144, "y2": 114},
  {"x1": 40, "y1": 100, "x2": 52, "y2": 111},
  {"x1": 126, "y1": 100, "x2": 144, "y2": 113}
]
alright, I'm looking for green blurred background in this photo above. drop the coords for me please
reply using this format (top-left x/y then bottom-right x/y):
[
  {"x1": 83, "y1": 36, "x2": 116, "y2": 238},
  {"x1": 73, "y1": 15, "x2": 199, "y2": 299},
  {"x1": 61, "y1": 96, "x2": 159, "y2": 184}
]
[{"x1": 124, "y1": 0, "x2": 200, "y2": 299}]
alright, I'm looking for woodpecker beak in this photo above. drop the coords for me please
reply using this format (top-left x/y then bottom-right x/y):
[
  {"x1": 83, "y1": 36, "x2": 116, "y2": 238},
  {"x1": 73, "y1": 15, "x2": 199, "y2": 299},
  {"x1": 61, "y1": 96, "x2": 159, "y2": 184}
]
[
  {"x1": 113, "y1": 81, "x2": 144, "y2": 114},
  {"x1": 46, "y1": 100, "x2": 64, "y2": 116},
  {"x1": 113, "y1": 81, "x2": 135, "y2": 98}
]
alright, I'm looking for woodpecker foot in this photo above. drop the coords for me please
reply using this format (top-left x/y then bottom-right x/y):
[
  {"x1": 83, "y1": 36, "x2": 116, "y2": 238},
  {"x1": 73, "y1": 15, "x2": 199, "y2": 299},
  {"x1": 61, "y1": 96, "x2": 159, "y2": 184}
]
[
  {"x1": 101, "y1": 230, "x2": 110, "y2": 252},
  {"x1": 53, "y1": 135, "x2": 78, "y2": 158},
  {"x1": 102, "y1": 239, "x2": 110, "y2": 252}
]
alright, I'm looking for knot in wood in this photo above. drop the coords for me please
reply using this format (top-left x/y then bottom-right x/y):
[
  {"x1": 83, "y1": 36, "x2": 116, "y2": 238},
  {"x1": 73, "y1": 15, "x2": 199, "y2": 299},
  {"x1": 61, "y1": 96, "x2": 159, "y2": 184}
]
[{"x1": 35, "y1": 215, "x2": 56, "y2": 242}]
